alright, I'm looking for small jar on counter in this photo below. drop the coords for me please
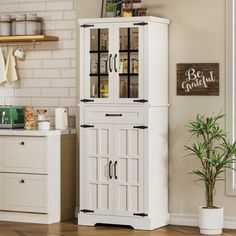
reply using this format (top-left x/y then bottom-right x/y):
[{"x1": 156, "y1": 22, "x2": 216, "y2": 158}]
[
  {"x1": 37, "y1": 108, "x2": 47, "y2": 121},
  {"x1": 24, "y1": 105, "x2": 34, "y2": 130}
]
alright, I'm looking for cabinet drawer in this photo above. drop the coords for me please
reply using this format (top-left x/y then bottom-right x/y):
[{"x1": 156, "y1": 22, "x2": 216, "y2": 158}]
[
  {"x1": 84, "y1": 107, "x2": 144, "y2": 124},
  {"x1": 0, "y1": 173, "x2": 48, "y2": 213},
  {"x1": 1, "y1": 136, "x2": 47, "y2": 174}
]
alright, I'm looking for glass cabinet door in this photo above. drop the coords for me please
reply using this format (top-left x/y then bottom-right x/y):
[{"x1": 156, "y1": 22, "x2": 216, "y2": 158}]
[
  {"x1": 114, "y1": 24, "x2": 144, "y2": 103},
  {"x1": 84, "y1": 25, "x2": 114, "y2": 103}
]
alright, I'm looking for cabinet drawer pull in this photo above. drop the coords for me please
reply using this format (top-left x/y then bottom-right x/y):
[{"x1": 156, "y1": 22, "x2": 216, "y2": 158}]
[
  {"x1": 19, "y1": 179, "x2": 25, "y2": 184},
  {"x1": 114, "y1": 161, "x2": 118, "y2": 179},
  {"x1": 105, "y1": 114, "x2": 122, "y2": 117},
  {"x1": 108, "y1": 161, "x2": 112, "y2": 179},
  {"x1": 19, "y1": 141, "x2": 25, "y2": 146}
]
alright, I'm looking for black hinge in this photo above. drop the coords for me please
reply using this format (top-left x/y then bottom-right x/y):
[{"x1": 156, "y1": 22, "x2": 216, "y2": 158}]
[
  {"x1": 81, "y1": 209, "x2": 94, "y2": 213},
  {"x1": 133, "y1": 22, "x2": 148, "y2": 26},
  {"x1": 80, "y1": 24, "x2": 94, "y2": 28},
  {"x1": 133, "y1": 99, "x2": 148, "y2": 103},
  {"x1": 80, "y1": 99, "x2": 94, "y2": 103},
  {"x1": 133, "y1": 213, "x2": 148, "y2": 217},
  {"x1": 133, "y1": 126, "x2": 148, "y2": 129},
  {"x1": 80, "y1": 124, "x2": 95, "y2": 128}
]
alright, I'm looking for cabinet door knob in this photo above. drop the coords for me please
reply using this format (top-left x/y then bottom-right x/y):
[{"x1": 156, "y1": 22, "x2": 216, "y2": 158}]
[
  {"x1": 20, "y1": 141, "x2": 25, "y2": 146},
  {"x1": 20, "y1": 179, "x2": 25, "y2": 184}
]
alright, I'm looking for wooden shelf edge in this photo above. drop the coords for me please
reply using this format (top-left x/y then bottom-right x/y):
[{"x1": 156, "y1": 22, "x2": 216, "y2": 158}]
[{"x1": 0, "y1": 35, "x2": 59, "y2": 43}]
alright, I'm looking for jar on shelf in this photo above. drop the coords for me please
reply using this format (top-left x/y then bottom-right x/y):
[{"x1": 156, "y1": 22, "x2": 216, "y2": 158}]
[
  {"x1": 123, "y1": 58, "x2": 128, "y2": 73},
  {"x1": 26, "y1": 14, "x2": 41, "y2": 35},
  {"x1": 37, "y1": 108, "x2": 47, "y2": 121},
  {"x1": 15, "y1": 14, "x2": 26, "y2": 35},
  {"x1": 0, "y1": 14, "x2": 11, "y2": 36},
  {"x1": 24, "y1": 105, "x2": 34, "y2": 130}
]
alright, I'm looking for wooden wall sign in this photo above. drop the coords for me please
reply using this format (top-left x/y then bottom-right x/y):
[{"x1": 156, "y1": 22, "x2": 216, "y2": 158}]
[{"x1": 177, "y1": 63, "x2": 219, "y2": 95}]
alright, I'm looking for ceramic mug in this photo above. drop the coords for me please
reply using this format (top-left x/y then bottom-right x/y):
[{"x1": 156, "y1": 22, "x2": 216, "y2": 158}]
[{"x1": 14, "y1": 48, "x2": 25, "y2": 60}]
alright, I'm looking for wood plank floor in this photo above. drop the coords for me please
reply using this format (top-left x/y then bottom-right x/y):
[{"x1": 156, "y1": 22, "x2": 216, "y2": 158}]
[{"x1": 0, "y1": 221, "x2": 235, "y2": 236}]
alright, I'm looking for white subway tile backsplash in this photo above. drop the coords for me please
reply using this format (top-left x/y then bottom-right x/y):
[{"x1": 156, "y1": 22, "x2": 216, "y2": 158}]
[
  {"x1": 59, "y1": 97, "x2": 76, "y2": 107},
  {"x1": 41, "y1": 88, "x2": 68, "y2": 97},
  {"x1": 62, "y1": 40, "x2": 76, "y2": 49},
  {"x1": 46, "y1": 1, "x2": 73, "y2": 11},
  {"x1": 23, "y1": 79, "x2": 50, "y2": 88},
  {"x1": 19, "y1": 2, "x2": 46, "y2": 11},
  {"x1": 17, "y1": 60, "x2": 43, "y2": 69},
  {"x1": 0, "y1": 4, "x2": 19, "y2": 12},
  {"x1": 26, "y1": 51, "x2": 52, "y2": 59},
  {"x1": 51, "y1": 79, "x2": 75, "y2": 88},
  {"x1": 4, "y1": 98, "x2": 32, "y2": 106},
  {"x1": 0, "y1": 0, "x2": 77, "y2": 125},
  {"x1": 54, "y1": 20, "x2": 76, "y2": 30},
  {"x1": 69, "y1": 88, "x2": 76, "y2": 97},
  {"x1": 18, "y1": 69, "x2": 33, "y2": 79},
  {"x1": 52, "y1": 49, "x2": 76, "y2": 59},
  {"x1": 39, "y1": 11, "x2": 64, "y2": 20},
  {"x1": 64, "y1": 10, "x2": 76, "y2": 19},
  {"x1": 0, "y1": 88, "x2": 14, "y2": 97},
  {"x1": 43, "y1": 59, "x2": 70, "y2": 68},
  {"x1": 14, "y1": 88, "x2": 41, "y2": 97},
  {"x1": 32, "y1": 97, "x2": 59, "y2": 107},
  {"x1": 61, "y1": 69, "x2": 76, "y2": 78},
  {"x1": 33, "y1": 69, "x2": 60, "y2": 78}
]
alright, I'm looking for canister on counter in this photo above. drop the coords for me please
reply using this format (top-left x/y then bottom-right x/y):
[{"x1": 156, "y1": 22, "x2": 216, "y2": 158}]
[
  {"x1": 37, "y1": 108, "x2": 47, "y2": 121},
  {"x1": 24, "y1": 105, "x2": 34, "y2": 130}
]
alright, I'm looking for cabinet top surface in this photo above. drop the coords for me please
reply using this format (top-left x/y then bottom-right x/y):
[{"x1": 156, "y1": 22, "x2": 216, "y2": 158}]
[
  {"x1": 0, "y1": 128, "x2": 76, "y2": 137},
  {"x1": 78, "y1": 16, "x2": 170, "y2": 25}
]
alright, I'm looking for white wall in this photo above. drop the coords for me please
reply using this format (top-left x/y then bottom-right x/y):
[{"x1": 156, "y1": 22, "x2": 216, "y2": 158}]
[
  {"x1": 77, "y1": 0, "x2": 236, "y2": 220},
  {"x1": 0, "y1": 0, "x2": 77, "y2": 126}
]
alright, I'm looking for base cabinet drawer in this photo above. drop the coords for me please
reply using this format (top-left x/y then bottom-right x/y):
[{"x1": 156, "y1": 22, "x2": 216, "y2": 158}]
[
  {"x1": 0, "y1": 173, "x2": 48, "y2": 213},
  {"x1": 0, "y1": 136, "x2": 47, "y2": 174},
  {"x1": 85, "y1": 106, "x2": 144, "y2": 124}
]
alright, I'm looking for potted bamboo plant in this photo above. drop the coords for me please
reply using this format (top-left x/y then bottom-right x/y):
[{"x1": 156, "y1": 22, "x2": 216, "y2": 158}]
[{"x1": 185, "y1": 113, "x2": 236, "y2": 235}]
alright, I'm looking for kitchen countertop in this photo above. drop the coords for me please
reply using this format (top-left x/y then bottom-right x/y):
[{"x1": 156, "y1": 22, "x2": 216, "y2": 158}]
[{"x1": 0, "y1": 128, "x2": 76, "y2": 136}]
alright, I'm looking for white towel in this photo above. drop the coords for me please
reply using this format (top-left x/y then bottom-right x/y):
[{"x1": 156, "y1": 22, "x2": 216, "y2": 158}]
[
  {"x1": 0, "y1": 47, "x2": 7, "y2": 84},
  {"x1": 5, "y1": 48, "x2": 18, "y2": 84}
]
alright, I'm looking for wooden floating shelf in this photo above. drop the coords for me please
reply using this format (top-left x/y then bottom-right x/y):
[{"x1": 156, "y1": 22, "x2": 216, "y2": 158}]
[{"x1": 0, "y1": 35, "x2": 59, "y2": 43}]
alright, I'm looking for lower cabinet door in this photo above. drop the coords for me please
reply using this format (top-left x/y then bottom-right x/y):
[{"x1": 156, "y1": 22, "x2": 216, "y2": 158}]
[
  {"x1": 0, "y1": 173, "x2": 48, "y2": 213},
  {"x1": 113, "y1": 125, "x2": 144, "y2": 217},
  {"x1": 83, "y1": 124, "x2": 114, "y2": 215}
]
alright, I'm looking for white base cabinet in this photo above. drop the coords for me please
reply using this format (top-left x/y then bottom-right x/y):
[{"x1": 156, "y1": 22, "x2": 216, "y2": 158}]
[
  {"x1": 78, "y1": 16, "x2": 169, "y2": 230},
  {"x1": 78, "y1": 106, "x2": 169, "y2": 230},
  {"x1": 0, "y1": 130, "x2": 76, "y2": 224}
]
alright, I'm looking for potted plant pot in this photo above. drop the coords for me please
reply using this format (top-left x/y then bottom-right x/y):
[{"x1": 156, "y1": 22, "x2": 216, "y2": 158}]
[
  {"x1": 199, "y1": 207, "x2": 224, "y2": 235},
  {"x1": 105, "y1": 11, "x2": 116, "y2": 17}
]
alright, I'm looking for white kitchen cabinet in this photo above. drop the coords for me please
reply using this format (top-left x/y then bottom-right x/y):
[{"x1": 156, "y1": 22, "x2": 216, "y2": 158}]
[
  {"x1": 0, "y1": 130, "x2": 76, "y2": 224},
  {"x1": 78, "y1": 16, "x2": 169, "y2": 230}
]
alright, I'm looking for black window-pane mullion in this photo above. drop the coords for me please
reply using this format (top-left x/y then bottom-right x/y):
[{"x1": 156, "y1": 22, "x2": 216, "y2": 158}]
[
  {"x1": 97, "y1": 29, "x2": 101, "y2": 98},
  {"x1": 127, "y1": 28, "x2": 131, "y2": 98}
]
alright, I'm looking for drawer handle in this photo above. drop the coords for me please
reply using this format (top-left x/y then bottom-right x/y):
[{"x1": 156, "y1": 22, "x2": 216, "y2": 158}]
[
  {"x1": 19, "y1": 141, "x2": 25, "y2": 146},
  {"x1": 105, "y1": 114, "x2": 122, "y2": 117},
  {"x1": 19, "y1": 179, "x2": 25, "y2": 184},
  {"x1": 114, "y1": 161, "x2": 118, "y2": 179}
]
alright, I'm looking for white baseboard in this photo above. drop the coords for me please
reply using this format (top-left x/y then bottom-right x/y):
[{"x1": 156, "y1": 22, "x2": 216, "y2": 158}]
[{"x1": 169, "y1": 213, "x2": 236, "y2": 229}]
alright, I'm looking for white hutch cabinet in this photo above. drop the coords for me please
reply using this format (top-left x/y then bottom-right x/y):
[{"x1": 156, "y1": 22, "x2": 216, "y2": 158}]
[{"x1": 78, "y1": 16, "x2": 170, "y2": 230}]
